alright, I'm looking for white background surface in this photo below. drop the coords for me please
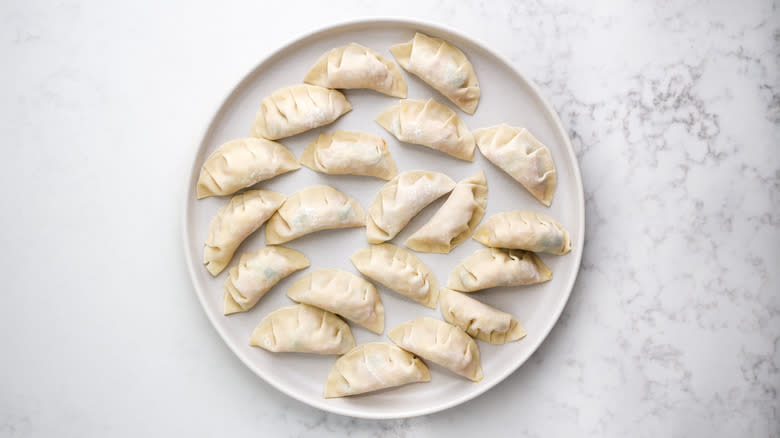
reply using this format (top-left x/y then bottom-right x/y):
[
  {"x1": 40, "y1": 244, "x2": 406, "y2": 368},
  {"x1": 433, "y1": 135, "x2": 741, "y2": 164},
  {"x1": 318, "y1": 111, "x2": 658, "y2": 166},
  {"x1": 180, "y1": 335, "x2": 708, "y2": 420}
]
[{"x1": 0, "y1": 1, "x2": 777, "y2": 437}]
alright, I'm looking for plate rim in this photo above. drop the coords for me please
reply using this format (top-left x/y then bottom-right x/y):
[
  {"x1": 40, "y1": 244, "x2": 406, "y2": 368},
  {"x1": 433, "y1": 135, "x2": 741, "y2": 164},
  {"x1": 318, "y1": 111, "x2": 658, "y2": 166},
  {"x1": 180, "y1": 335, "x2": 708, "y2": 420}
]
[{"x1": 182, "y1": 16, "x2": 585, "y2": 419}]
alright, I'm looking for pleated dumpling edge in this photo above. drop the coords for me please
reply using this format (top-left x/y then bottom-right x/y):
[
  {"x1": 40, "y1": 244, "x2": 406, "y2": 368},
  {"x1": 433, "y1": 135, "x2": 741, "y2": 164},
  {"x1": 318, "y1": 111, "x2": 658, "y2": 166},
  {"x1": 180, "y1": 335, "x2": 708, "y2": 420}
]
[
  {"x1": 391, "y1": 32, "x2": 480, "y2": 114},
  {"x1": 304, "y1": 42, "x2": 407, "y2": 98}
]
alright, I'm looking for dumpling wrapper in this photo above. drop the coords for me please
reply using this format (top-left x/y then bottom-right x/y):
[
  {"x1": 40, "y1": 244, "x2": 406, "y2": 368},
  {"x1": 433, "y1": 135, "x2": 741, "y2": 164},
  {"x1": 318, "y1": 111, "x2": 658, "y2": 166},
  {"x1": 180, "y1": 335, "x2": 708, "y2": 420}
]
[
  {"x1": 438, "y1": 288, "x2": 526, "y2": 345},
  {"x1": 300, "y1": 130, "x2": 398, "y2": 180},
  {"x1": 250, "y1": 84, "x2": 351, "y2": 140},
  {"x1": 250, "y1": 304, "x2": 355, "y2": 354},
  {"x1": 324, "y1": 343, "x2": 430, "y2": 398},
  {"x1": 405, "y1": 171, "x2": 488, "y2": 254},
  {"x1": 366, "y1": 170, "x2": 456, "y2": 243},
  {"x1": 389, "y1": 317, "x2": 482, "y2": 381},
  {"x1": 473, "y1": 125, "x2": 557, "y2": 206},
  {"x1": 376, "y1": 98, "x2": 475, "y2": 161},
  {"x1": 473, "y1": 210, "x2": 572, "y2": 255},
  {"x1": 286, "y1": 269, "x2": 384, "y2": 334},
  {"x1": 350, "y1": 243, "x2": 439, "y2": 308},
  {"x1": 223, "y1": 246, "x2": 309, "y2": 315},
  {"x1": 447, "y1": 247, "x2": 551, "y2": 292},
  {"x1": 265, "y1": 185, "x2": 366, "y2": 245},
  {"x1": 196, "y1": 137, "x2": 299, "y2": 199},
  {"x1": 304, "y1": 43, "x2": 407, "y2": 98},
  {"x1": 391, "y1": 33, "x2": 480, "y2": 114},
  {"x1": 203, "y1": 190, "x2": 285, "y2": 276}
]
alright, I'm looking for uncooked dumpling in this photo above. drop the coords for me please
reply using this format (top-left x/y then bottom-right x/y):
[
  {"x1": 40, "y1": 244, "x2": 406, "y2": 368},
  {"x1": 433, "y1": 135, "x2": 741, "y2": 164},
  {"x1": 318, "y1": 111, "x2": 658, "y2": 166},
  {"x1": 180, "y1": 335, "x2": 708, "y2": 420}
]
[
  {"x1": 324, "y1": 343, "x2": 430, "y2": 398},
  {"x1": 447, "y1": 247, "x2": 551, "y2": 292},
  {"x1": 203, "y1": 190, "x2": 285, "y2": 276},
  {"x1": 250, "y1": 84, "x2": 351, "y2": 140},
  {"x1": 438, "y1": 288, "x2": 526, "y2": 344},
  {"x1": 391, "y1": 33, "x2": 480, "y2": 114},
  {"x1": 286, "y1": 269, "x2": 384, "y2": 334},
  {"x1": 300, "y1": 130, "x2": 397, "y2": 180},
  {"x1": 223, "y1": 246, "x2": 309, "y2": 315},
  {"x1": 473, "y1": 125, "x2": 557, "y2": 206},
  {"x1": 473, "y1": 210, "x2": 572, "y2": 255},
  {"x1": 350, "y1": 243, "x2": 439, "y2": 308},
  {"x1": 389, "y1": 317, "x2": 482, "y2": 381},
  {"x1": 250, "y1": 304, "x2": 355, "y2": 354},
  {"x1": 366, "y1": 170, "x2": 456, "y2": 243},
  {"x1": 376, "y1": 98, "x2": 475, "y2": 161},
  {"x1": 196, "y1": 138, "x2": 299, "y2": 199},
  {"x1": 405, "y1": 172, "x2": 488, "y2": 253},
  {"x1": 304, "y1": 43, "x2": 407, "y2": 98},
  {"x1": 265, "y1": 185, "x2": 366, "y2": 245}
]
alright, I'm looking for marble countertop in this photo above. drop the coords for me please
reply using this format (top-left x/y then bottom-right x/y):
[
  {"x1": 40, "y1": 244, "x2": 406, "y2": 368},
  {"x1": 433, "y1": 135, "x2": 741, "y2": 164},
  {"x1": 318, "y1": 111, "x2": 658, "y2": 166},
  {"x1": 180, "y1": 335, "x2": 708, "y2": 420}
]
[{"x1": 1, "y1": 0, "x2": 777, "y2": 436}]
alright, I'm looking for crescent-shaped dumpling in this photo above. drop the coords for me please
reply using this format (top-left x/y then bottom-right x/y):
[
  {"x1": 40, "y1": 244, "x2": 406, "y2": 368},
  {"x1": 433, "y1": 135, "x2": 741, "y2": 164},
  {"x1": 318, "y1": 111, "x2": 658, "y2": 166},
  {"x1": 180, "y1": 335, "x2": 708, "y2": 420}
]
[
  {"x1": 350, "y1": 243, "x2": 439, "y2": 308},
  {"x1": 376, "y1": 98, "x2": 475, "y2": 161},
  {"x1": 304, "y1": 43, "x2": 407, "y2": 98},
  {"x1": 405, "y1": 172, "x2": 488, "y2": 254},
  {"x1": 447, "y1": 247, "x2": 551, "y2": 292},
  {"x1": 473, "y1": 210, "x2": 572, "y2": 255},
  {"x1": 389, "y1": 317, "x2": 482, "y2": 381},
  {"x1": 223, "y1": 246, "x2": 309, "y2": 315},
  {"x1": 438, "y1": 288, "x2": 526, "y2": 344},
  {"x1": 391, "y1": 33, "x2": 480, "y2": 114},
  {"x1": 300, "y1": 130, "x2": 397, "y2": 180},
  {"x1": 265, "y1": 186, "x2": 366, "y2": 245},
  {"x1": 250, "y1": 84, "x2": 351, "y2": 140},
  {"x1": 250, "y1": 304, "x2": 355, "y2": 354},
  {"x1": 324, "y1": 343, "x2": 430, "y2": 398},
  {"x1": 473, "y1": 125, "x2": 557, "y2": 206},
  {"x1": 366, "y1": 170, "x2": 456, "y2": 243},
  {"x1": 196, "y1": 138, "x2": 299, "y2": 199},
  {"x1": 203, "y1": 190, "x2": 285, "y2": 276},
  {"x1": 286, "y1": 269, "x2": 384, "y2": 334}
]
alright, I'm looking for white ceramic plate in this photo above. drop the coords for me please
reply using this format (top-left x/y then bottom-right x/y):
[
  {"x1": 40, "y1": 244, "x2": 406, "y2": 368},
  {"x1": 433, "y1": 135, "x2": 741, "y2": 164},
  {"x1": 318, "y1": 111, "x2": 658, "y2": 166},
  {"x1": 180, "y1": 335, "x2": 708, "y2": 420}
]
[{"x1": 183, "y1": 18, "x2": 584, "y2": 419}]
